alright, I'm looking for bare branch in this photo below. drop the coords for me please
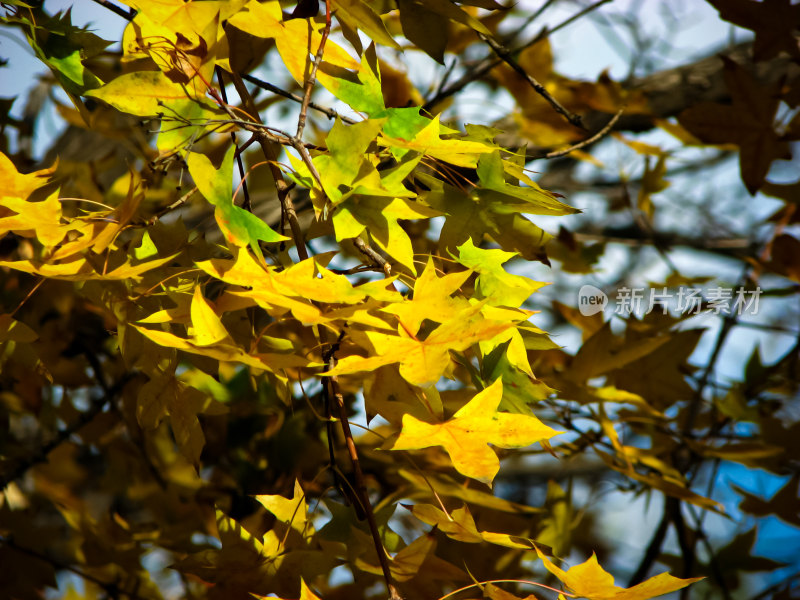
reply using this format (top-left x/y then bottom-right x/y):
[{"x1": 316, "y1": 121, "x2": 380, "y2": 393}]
[
  {"x1": 242, "y1": 73, "x2": 356, "y2": 124},
  {"x1": 423, "y1": 0, "x2": 612, "y2": 112},
  {"x1": 88, "y1": 0, "x2": 135, "y2": 20},
  {"x1": 354, "y1": 237, "x2": 391, "y2": 277},
  {"x1": 296, "y1": 0, "x2": 332, "y2": 139},
  {"x1": 478, "y1": 31, "x2": 584, "y2": 129},
  {"x1": 535, "y1": 106, "x2": 624, "y2": 159},
  {"x1": 144, "y1": 186, "x2": 199, "y2": 225},
  {"x1": 216, "y1": 67, "x2": 252, "y2": 211},
  {"x1": 324, "y1": 342, "x2": 404, "y2": 600},
  {"x1": 228, "y1": 72, "x2": 311, "y2": 260}
]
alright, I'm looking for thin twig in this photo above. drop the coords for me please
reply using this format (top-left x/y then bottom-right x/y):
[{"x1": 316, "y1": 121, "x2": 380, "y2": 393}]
[
  {"x1": 329, "y1": 265, "x2": 385, "y2": 275},
  {"x1": 144, "y1": 187, "x2": 198, "y2": 225},
  {"x1": 523, "y1": 0, "x2": 614, "y2": 52},
  {"x1": 228, "y1": 72, "x2": 310, "y2": 260},
  {"x1": 478, "y1": 31, "x2": 584, "y2": 129},
  {"x1": 88, "y1": 0, "x2": 135, "y2": 20},
  {"x1": 536, "y1": 106, "x2": 624, "y2": 159},
  {"x1": 242, "y1": 74, "x2": 356, "y2": 124},
  {"x1": 354, "y1": 237, "x2": 391, "y2": 277},
  {"x1": 324, "y1": 345, "x2": 403, "y2": 600},
  {"x1": 216, "y1": 67, "x2": 252, "y2": 211},
  {"x1": 296, "y1": 0, "x2": 332, "y2": 139},
  {"x1": 438, "y1": 578, "x2": 577, "y2": 600},
  {"x1": 423, "y1": 0, "x2": 612, "y2": 112}
]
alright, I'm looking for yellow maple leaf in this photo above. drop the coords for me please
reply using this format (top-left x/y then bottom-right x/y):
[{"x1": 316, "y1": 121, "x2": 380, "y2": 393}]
[
  {"x1": 227, "y1": 0, "x2": 358, "y2": 89},
  {"x1": 0, "y1": 151, "x2": 55, "y2": 200},
  {"x1": 253, "y1": 579, "x2": 322, "y2": 600},
  {"x1": 536, "y1": 549, "x2": 702, "y2": 600},
  {"x1": 381, "y1": 258, "x2": 471, "y2": 335},
  {"x1": 189, "y1": 286, "x2": 230, "y2": 347},
  {"x1": 0, "y1": 190, "x2": 66, "y2": 249},
  {"x1": 327, "y1": 304, "x2": 514, "y2": 387},
  {"x1": 133, "y1": 325, "x2": 316, "y2": 372},
  {"x1": 390, "y1": 379, "x2": 561, "y2": 484},
  {"x1": 255, "y1": 480, "x2": 309, "y2": 535},
  {"x1": 379, "y1": 115, "x2": 495, "y2": 168},
  {"x1": 410, "y1": 504, "x2": 536, "y2": 549}
]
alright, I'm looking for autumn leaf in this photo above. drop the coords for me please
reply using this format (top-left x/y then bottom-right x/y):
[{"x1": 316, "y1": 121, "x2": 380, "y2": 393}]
[
  {"x1": 380, "y1": 115, "x2": 495, "y2": 168},
  {"x1": 332, "y1": 197, "x2": 438, "y2": 274},
  {"x1": 186, "y1": 145, "x2": 287, "y2": 255},
  {"x1": 227, "y1": 0, "x2": 360, "y2": 93},
  {"x1": 14, "y1": 7, "x2": 107, "y2": 99},
  {"x1": 326, "y1": 303, "x2": 515, "y2": 386},
  {"x1": 0, "y1": 150, "x2": 56, "y2": 200},
  {"x1": 455, "y1": 238, "x2": 546, "y2": 307},
  {"x1": 255, "y1": 480, "x2": 310, "y2": 534},
  {"x1": 409, "y1": 503, "x2": 536, "y2": 549},
  {"x1": 420, "y1": 173, "x2": 554, "y2": 262},
  {"x1": 390, "y1": 379, "x2": 561, "y2": 484},
  {"x1": 707, "y1": 0, "x2": 800, "y2": 61},
  {"x1": 0, "y1": 314, "x2": 38, "y2": 343},
  {"x1": 380, "y1": 257, "x2": 472, "y2": 334},
  {"x1": 678, "y1": 57, "x2": 791, "y2": 194},
  {"x1": 86, "y1": 71, "x2": 210, "y2": 114},
  {"x1": 476, "y1": 151, "x2": 579, "y2": 216},
  {"x1": 333, "y1": 0, "x2": 398, "y2": 50},
  {"x1": 536, "y1": 548, "x2": 703, "y2": 600},
  {"x1": 189, "y1": 286, "x2": 230, "y2": 346},
  {"x1": 253, "y1": 579, "x2": 322, "y2": 600},
  {"x1": 0, "y1": 190, "x2": 66, "y2": 249}
]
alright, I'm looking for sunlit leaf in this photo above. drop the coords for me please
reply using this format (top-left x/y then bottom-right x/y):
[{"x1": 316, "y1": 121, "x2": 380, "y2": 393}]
[
  {"x1": 390, "y1": 379, "x2": 561, "y2": 484},
  {"x1": 536, "y1": 549, "x2": 703, "y2": 600}
]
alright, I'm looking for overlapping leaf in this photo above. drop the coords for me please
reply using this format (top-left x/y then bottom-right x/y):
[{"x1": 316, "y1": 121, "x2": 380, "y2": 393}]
[{"x1": 390, "y1": 379, "x2": 561, "y2": 483}]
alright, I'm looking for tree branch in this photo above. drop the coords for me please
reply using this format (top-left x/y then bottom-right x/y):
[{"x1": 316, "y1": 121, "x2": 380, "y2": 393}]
[
  {"x1": 242, "y1": 74, "x2": 356, "y2": 124},
  {"x1": 423, "y1": 0, "x2": 612, "y2": 112},
  {"x1": 296, "y1": 0, "x2": 332, "y2": 140},
  {"x1": 353, "y1": 237, "x2": 391, "y2": 277},
  {"x1": 324, "y1": 345, "x2": 403, "y2": 600},
  {"x1": 0, "y1": 373, "x2": 133, "y2": 490},
  {"x1": 88, "y1": 0, "x2": 135, "y2": 20},
  {"x1": 478, "y1": 32, "x2": 584, "y2": 130},
  {"x1": 533, "y1": 106, "x2": 624, "y2": 159},
  {"x1": 216, "y1": 67, "x2": 252, "y2": 211},
  {"x1": 227, "y1": 72, "x2": 311, "y2": 260}
]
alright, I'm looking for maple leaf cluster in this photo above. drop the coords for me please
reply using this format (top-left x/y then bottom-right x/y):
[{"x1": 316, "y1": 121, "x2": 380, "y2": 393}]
[{"x1": 2, "y1": 0, "x2": 800, "y2": 599}]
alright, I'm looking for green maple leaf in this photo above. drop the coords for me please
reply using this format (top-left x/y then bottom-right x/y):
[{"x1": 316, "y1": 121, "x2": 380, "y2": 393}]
[
  {"x1": 456, "y1": 238, "x2": 546, "y2": 307},
  {"x1": 186, "y1": 145, "x2": 286, "y2": 257},
  {"x1": 332, "y1": 196, "x2": 439, "y2": 273}
]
